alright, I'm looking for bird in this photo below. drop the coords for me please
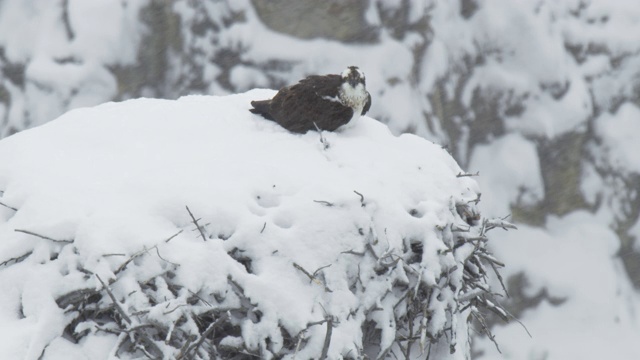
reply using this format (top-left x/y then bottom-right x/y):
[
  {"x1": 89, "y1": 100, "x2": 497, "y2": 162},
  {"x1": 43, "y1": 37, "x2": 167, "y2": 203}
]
[{"x1": 249, "y1": 66, "x2": 371, "y2": 133}]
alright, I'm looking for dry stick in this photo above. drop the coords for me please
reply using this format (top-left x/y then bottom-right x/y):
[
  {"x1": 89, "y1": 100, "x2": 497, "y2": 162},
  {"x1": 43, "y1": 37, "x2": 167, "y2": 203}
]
[
  {"x1": 458, "y1": 288, "x2": 485, "y2": 303},
  {"x1": 56, "y1": 287, "x2": 100, "y2": 309},
  {"x1": 178, "y1": 336, "x2": 195, "y2": 360},
  {"x1": 103, "y1": 253, "x2": 126, "y2": 257},
  {"x1": 471, "y1": 311, "x2": 501, "y2": 353},
  {"x1": 292, "y1": 262, "x2": 316, "y2": 282},
  {"x1": 405, "y1": 307, "x2": 414, "y2": 360},
  {"x1": 353, "y1": 190, "x2": 365, "y2": 206},
  {"x1": 293, "y1": 330, "x2": 306, "y2": 358},
  {"x1": 487, "y1": 260, "x2": 509, "y2": 297},
  {"x1": 96, "y1": 274, "x2": 132, "y2": 324},
  {"x1": 390, "y1": 348, "x2": 400, "y2": 360},
  {"x1": 0, "y1": 200, "x2": 17, "y2": 211},
  {"x1": 312, "y1": 264, "x2": 332, "y2": 277},
  {"x1": 478, "y1": 252, "x2": 505, "y2": 267},
  {"x1": 187, "y1": 289, "x2": 212, "y2": 307},
  {"x1": 185, "y1": 206, "x2": 207, "y2": 241},
  {"x1": 313, "y1": 122, "x2": 330, "y2": 150},
  {"x1": 320, "y1": 317, "x2": 333, "y2": 360},
  {"x1": 95, "y1": 274, "x2": 163, "y2": 358},
  {"x1": 0, "y1": 251, "x2": 32, "y2": 267},
  {"x1": 115, "y1": 246, "x2": 155, "y2": 275},
  {"x1": 306, "y1": 319, "x2": 329, "y2": 327},
  {"x1": 155, "y1": 247, "x2": 179, "y2": 267},
  {"x1": 341, "y1": 249, "x2": 365, "y2": 256},
  {"x1": 313, "y1": 200, "x2": 334, "y2": 207},
  {"x1": 15, "y1": 229, "x2": 73, "y2": 243},
  {"x1": 456, "y1": 171, "x2": 479, "y2": 178},
  {"x1": 114, "y1": 229, "x2": 183, "y2": 275},
  {"x1": 501, "y1": 305, "x2": 532, "y2": 338},
  {"x1": 292, "y1": 263, "x2": 333, "y2": 292},
  {"x1": 425, "y1": 342, "x2": 432, "y2": 360},
  {"x1": 164, "y1": 229, "x2": 184, "y2": 243},
  {"x1": 377, "y1": 342, "x2": 394, "y2": 360},
  {"x1": 179, "y1": 312, "x2": 230, "y2": 360}
]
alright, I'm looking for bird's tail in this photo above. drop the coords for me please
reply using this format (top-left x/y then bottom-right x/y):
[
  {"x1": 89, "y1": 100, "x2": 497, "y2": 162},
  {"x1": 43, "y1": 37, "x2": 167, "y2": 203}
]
[{"x1": 249, "y1": 100, "x2": 274, "y2": 120}]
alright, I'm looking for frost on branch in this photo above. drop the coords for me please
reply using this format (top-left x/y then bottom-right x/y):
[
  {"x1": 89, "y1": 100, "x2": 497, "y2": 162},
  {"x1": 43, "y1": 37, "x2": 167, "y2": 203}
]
[{"x1": 0, "y1": 92, "x2": 512, "y2": 359}]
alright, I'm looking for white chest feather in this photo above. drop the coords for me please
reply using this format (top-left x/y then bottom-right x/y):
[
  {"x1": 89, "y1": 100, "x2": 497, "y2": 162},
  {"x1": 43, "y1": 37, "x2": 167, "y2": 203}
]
[{"x1": 339, "y1": 83, "x2": 368, "y2": 124}]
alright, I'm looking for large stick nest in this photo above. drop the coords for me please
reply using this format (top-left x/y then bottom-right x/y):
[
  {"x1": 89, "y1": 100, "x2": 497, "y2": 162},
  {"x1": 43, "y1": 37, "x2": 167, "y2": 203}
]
[{"x1": 2, "y1": 194, "x2": 514, "y2": 359}]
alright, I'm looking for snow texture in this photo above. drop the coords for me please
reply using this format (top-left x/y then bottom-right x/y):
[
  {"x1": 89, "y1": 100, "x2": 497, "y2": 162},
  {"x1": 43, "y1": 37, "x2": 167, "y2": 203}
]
[{"x1": 0, "y1": 91, "x2": 505, "y2": 359}]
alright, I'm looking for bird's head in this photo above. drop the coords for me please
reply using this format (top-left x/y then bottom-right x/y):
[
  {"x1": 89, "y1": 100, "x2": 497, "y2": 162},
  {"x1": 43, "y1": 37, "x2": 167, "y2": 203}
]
[{"x1": 341, "y1": 66, "x2": 366, "y2": 89}]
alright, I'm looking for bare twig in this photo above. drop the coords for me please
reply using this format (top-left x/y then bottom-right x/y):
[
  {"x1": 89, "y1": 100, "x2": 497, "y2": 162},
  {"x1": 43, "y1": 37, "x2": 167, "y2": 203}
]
[
  {"x1": 458, "y1": 288, "x2": 486, "y2": 303},
  {"x1": 187, "y1": 289, "x2": 212, "y2": 307},
  {"x1": 487, "y1": 260, "x2": 508, "y2": 297},
  {"x1": 500, "y1": 305, "x2": 532, "y2": 338},
  {"x1": 366, "y1": 243, "x2": 379, "y2": 260},
  {"x1": 456, "y1": 171, "x2": 479, "y2": 178},
  {"x1": 185, "y1": 206, "x2": 207, "y2": 241},
  {"x1": 485, "y1": 216, "x2": 517, "y2": 231},
  {"x1": 313, "y1": 122, "x2": 330, "y2": 150},
  {"x1": 0, "y1": 200, "x2": 17, "y2": 211},
  {"x1": 353, "y1": 190, "x2": 365, "y2": 207},
  {"x1": 165, "y1": 229, "x2": 183, "y2": 243},
  {"x1": 313, "y1": 264, "x2": 332, "y2": 277},
  {"x1": 320, "y1": 317, "x2": 334, "y2": 359},
  {"x1": 15, "y1": 229, "x2": 73, "y2": 243},
  {"x1": 471, "y1": 310, "x2": 501, "y2": 353},
  {"x1": 304, "y1": 319, "x2": 327, "y2": 329},
  {"x1": 341, "y1": 249, "x2": 365, "y2": 256},
  {"x1": 292, "y1": 263, "x2": 332, "y2": 292},
  {"x1": 96, "y1": 274, "x2": 163, "y2": 358},
  {"x1": 293, "y1": 330, "x2": 306, "y2": 358},
  {"x1": 56, "y1": 287, "x2": 100, "y2": 309},
  {"x1": 115, "y1": 246, "x2": 153, "y2": 275},
  {"x1": 96, "y1": 274, "x2": 131, "y2": 324},
  {"x1": 313, "y1": 200, "x2": 334, "y2": 207},
  {"x1": 292, "y1": 262, "x2": 316, "y2": 283},
  {"x1": 178, "y1": 336, "x2": 195, "y2": 359},
  {"x1": 103, "y1": 253, "x2": 126, "y2": 257},
  {"x1": 179, "y1": 312, "x2": 230, "y2": 360},
  {"x1": 450, "y1": 223, "x2": 470, "y2": 233},
  {"x1": 155, "y1": 247, "x2": 179, "y2": 267},
  {"x1": 0, "y1": 251, "x2": 32, "y2": 267},
  {"x1": 260, "y1": 222, "x2": 267, "y2": 234}
]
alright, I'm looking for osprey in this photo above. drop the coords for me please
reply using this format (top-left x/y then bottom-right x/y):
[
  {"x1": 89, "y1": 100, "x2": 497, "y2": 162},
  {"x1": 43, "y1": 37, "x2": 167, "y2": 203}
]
[{"x1": 249, "y1": 66, "x2": 372, "y2": 133}]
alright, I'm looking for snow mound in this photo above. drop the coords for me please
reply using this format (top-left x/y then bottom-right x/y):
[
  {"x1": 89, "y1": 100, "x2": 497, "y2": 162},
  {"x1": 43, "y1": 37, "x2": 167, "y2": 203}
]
[{"x1": 0, "y1": 91, "x2": 508, "y2": 359}]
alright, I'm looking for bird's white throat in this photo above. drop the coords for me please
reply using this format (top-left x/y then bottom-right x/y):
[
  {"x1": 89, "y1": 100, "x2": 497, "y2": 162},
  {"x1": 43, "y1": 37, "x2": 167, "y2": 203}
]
[
  {"x1": 338, "y1": 82, "x2": 368, "y2": 128},
  {"x1": 339, "y1": 82, "x2": 368, "y2": 113}
]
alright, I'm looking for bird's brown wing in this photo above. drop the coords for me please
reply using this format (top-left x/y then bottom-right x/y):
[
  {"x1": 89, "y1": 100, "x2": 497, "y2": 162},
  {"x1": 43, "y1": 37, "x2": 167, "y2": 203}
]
[
  {"x1": 362, "y1": 92, "x2": 372, "y2": 115},
  {"x1": 267, "y1": 75, "x2": 352, "y2": 133}
]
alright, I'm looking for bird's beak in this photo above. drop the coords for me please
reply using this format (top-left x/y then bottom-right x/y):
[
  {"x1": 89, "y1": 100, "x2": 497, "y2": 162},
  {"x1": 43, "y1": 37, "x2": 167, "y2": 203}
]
[{"x1": 349, "y1": 78, "x2": 359, "y2": 87}]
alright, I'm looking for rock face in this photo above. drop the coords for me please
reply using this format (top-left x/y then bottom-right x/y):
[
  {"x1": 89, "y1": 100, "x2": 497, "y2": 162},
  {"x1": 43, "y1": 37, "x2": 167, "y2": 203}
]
[{"x1": 251, "y1": 0, "x2": 378, "y2": 43}]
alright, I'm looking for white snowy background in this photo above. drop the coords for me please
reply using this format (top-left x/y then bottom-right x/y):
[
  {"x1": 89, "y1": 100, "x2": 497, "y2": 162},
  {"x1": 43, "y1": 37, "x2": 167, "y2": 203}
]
[{"x1": 1, "y1": 0, "x2": 640, "y2": 359}]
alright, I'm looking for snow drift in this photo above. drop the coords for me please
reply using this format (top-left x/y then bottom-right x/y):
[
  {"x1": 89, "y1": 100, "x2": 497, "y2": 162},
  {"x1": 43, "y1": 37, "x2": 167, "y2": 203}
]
[{"x1": 0, "y1": 91, "x2": 509, "y2": 359}]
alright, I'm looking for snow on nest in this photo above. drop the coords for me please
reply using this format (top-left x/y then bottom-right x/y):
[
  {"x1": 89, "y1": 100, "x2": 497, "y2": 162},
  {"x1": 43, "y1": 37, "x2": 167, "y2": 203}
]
[{"x1": 0, "y1": 90, "x2": 499, "y2": 359}]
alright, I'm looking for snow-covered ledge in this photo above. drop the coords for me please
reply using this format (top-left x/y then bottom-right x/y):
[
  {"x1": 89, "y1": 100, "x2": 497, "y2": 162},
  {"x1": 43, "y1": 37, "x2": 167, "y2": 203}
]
[{"x1": 0, "y1": 91, "x2": 510, "y2": 359}]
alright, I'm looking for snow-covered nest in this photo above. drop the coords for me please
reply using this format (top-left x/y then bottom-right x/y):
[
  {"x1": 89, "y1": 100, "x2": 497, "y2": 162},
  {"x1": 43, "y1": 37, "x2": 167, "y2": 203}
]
[{"x1": 0, "y1": 91, "x2": 511, "y2": 359}]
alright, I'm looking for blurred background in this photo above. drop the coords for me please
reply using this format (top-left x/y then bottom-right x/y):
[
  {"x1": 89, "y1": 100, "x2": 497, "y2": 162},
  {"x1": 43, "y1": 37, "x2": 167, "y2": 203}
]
[{"x1": 1, "y1": 0, "x2": 639, "y2": 358}]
